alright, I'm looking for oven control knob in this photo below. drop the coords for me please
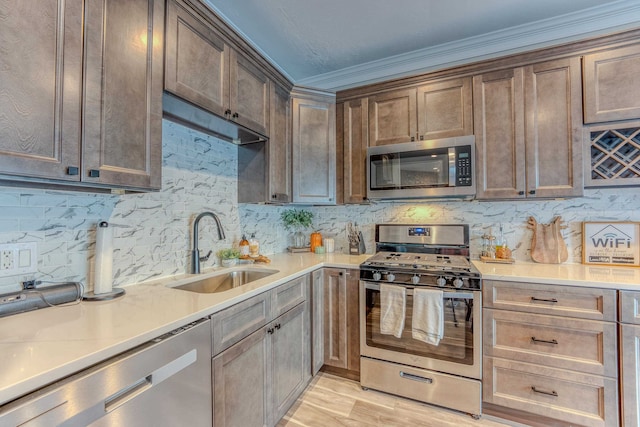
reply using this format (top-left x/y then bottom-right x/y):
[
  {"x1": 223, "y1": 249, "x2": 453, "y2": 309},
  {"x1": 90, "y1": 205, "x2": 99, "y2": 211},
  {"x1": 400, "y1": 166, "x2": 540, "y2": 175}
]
[
  {"x1": 372, "y1": 272, "x2": 381, "y2": 281},
  {"x1": 411, "y1": 275, "x2": 420, "y2": 285},
  {"x1": 453, "y1": 278, "x2": 464, "y2": 289},
  {"x1": 436, "y1": 276, "x2": 447, "y2": 287},
  {"x1": 386, "y1": 273, "x2": 395, "y2": 282}
]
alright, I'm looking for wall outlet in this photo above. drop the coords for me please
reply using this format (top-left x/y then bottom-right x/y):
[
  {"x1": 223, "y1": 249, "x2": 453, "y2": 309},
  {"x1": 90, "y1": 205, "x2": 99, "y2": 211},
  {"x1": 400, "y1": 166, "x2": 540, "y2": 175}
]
[
  {"x1": 0, "y1": 243, "x2": 37, "y2": 277},
  {"x1": 1, "y1": 250, "x2": 13, "y2": 270}
]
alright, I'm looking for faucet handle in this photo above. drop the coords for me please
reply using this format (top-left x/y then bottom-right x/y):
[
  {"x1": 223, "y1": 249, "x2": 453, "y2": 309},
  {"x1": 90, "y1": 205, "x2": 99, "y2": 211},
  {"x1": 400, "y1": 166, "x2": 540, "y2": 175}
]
[{"x1": 199, "y1": 250, "x2": 212, "y2": 262}]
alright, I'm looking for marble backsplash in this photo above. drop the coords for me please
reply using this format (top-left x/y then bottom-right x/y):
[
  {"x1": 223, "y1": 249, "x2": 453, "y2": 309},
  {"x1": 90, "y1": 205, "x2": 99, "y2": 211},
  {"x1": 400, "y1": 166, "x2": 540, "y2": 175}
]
[{"x1": 0, "y1": 119, "x2": 638, "y2": 295}]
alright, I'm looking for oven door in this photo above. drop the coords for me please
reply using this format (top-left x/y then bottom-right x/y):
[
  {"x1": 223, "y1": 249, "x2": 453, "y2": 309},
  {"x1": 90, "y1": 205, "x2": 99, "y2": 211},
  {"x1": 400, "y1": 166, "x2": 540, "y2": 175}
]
[{"x1": 360, "y1": 281, "x2": 481, "y2": 379}]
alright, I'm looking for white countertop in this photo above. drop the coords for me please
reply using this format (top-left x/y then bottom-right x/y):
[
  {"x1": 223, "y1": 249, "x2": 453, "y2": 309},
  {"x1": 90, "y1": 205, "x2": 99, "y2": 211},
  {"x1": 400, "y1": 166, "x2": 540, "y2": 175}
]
[
  {"x1": 2, "y1": 252, "x2": 639, "y2": 406},
  {"x1": 473, "y1": 259, "x2": 640, "y2": 290},
  {"x1": 0, "y1": 252, "x2": 369, "y2": 406}
]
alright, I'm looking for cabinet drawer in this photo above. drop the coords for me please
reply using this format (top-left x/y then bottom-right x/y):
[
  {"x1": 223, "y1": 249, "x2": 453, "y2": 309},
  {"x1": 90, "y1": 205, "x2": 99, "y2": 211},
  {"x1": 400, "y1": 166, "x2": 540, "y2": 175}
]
[
  {"x1": 272, "y1": 275, "x2": 308, "y2": 318},
  {"x1": 620, "y1": 290, "x2": 640, "y2": 324},
  {"x1": 361, "y1": 357, "x2": 481, "y2": 417},
  {"x1": 484, "y1": 309, "x2": 617, "y2": 377},
  {"x1": 483, "y1": 280, "x2": 616, "y2": 321},
  {"x1": 484, "y1": 357, "x2": 618, "y2": 427},
  {"x1": 212, "y1": 291, "x2": 271, "y2": 355}
]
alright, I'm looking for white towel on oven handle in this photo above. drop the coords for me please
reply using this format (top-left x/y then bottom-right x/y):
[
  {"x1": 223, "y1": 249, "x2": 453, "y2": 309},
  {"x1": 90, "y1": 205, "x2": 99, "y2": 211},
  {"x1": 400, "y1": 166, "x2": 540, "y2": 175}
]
[
  {"x1": 412, "y1": 288, "x2": 444, "y2": 345},
  {"x1": 380, "y1": 284, "x2": 406, "y2": 338}
]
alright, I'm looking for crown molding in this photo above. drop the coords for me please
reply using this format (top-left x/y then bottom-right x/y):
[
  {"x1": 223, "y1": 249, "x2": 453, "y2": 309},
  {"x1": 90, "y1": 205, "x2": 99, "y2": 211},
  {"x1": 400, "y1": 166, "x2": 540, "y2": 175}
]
[{"x1": 297, "y1": 0, "x2": 640, "y2": 91}]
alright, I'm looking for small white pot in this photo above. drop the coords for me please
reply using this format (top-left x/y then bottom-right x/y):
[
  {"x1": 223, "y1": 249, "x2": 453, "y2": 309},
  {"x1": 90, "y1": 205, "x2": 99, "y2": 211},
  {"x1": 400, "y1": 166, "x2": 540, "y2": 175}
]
[{"x1": 221, "y1": 258, "x2": 237, "y2": 267}]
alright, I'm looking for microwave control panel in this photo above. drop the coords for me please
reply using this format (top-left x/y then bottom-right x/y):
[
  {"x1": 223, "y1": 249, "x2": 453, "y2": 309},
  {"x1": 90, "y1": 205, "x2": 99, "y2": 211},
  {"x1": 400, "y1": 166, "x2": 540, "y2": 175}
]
[{"x1": 455, "y1": 146, "x2": 473, "y2": 186}]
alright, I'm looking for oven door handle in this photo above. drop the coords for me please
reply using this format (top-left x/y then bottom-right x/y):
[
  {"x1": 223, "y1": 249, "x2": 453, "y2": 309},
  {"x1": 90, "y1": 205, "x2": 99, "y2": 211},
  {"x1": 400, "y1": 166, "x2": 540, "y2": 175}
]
[{"x1": 362, "y1": 281, "x2": 475, "y2": 300}]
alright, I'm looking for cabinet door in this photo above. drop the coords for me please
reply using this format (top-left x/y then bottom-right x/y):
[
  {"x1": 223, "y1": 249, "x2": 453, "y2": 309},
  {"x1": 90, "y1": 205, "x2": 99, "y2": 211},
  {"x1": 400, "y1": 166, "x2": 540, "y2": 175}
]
[
  {"x1": 165, "y1": 0, "x2": 230, "y2": 119},
  {"x1": 83, "y1": 0, "x2": 163, "y2": 189},
  {"x1": 0, "y1": 0, "x2": 83, "y2": 181},
  {"x1": 473, "y1": 68, "x2": 526, "y2": 199},
  {"x1": 584, "y1": 44, "x2": 640, "y2": 123},
  {"x1": 213, "y1": 327, "x2": 269, "y2": 427},
  {"x1": 344, "y1": 269, "x2": 360, "y2": 376},
  {"x1": 270, "y1": 303, "x2": 311, "y2": 424},
  {"x1": 229, "y1": 50, "x2": 270, "y2": 137},
  {"x1": 323, "y1": 268, "x2": 348, "y2": 369},
  {"x1": 524, "y1": 58, "x2": 583, "y2": 198},
  {"x1": 311, "y1": 269, "x2": 324, "y2": 375},
  {"x1": 292, "y1": 92, "x2": 337, "y2": 204},
  {"x1": 417, "y1": 77, "x2": 473, "y2": 140},
  {"x1": 621, "y1": 323, "x2": 640, "y2": 427},
  {"x1": 368, "y1": 89, "x2": 417, "y2": 146},
  {"x1": 268, "y1": 84, "x2": 292, "y2": 203},
  {"x1": 342, "y1": 98, "x2": 369, "y2": 204}
]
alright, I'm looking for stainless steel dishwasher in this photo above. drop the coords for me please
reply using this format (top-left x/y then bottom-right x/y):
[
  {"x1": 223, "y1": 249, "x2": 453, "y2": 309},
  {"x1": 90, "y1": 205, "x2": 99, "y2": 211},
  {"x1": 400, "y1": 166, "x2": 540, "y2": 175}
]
[{"x1": 0, "y1": 318, "x2": 212, "y2": 426}]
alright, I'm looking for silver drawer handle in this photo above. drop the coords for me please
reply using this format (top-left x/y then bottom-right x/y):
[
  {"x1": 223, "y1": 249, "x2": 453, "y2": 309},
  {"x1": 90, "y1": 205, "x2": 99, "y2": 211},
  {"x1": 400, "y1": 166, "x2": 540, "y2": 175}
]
[
  {"x1": 531, "y1": 337, "x2": 558, "y2": 345},
  {"x1": 531, "y1": 386, "x2": 558, "y2": 397},
  {"x1": 399, "y1": 371, "x2": 433, "y2": 384},
  {"x1": 530, "y1": 296, "x2": 558, "y2": 303}
]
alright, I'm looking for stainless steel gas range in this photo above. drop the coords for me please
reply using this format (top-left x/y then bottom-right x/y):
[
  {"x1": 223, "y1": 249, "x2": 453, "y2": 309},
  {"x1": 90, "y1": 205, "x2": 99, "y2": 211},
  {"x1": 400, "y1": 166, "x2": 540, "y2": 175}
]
[{"x1": 359, "y1": 224, "x2": 482, "y2": 418}]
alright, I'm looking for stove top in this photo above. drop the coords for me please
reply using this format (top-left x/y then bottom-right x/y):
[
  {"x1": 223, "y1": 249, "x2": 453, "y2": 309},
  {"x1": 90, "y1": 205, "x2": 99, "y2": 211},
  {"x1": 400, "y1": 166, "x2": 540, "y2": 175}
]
[
  {"x1": 362, "y1": 251, "x2": 472, "y2": 271},
  {"x1": 360, "y1": 224, "x2": 481, "y2": 290}
]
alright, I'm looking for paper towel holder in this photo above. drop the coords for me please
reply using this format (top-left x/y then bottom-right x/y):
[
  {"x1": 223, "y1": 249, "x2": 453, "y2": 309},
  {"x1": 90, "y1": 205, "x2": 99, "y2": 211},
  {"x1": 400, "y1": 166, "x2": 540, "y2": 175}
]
[{"x1": 84, "y1": 221, "x2": 125, "y2": 301}]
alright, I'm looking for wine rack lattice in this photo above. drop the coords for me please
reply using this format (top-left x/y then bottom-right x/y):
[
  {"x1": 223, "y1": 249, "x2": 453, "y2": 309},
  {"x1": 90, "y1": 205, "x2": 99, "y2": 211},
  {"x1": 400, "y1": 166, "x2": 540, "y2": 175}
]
[{"x1": 590, "y1": 127, "x2": 640, "y2": 181}]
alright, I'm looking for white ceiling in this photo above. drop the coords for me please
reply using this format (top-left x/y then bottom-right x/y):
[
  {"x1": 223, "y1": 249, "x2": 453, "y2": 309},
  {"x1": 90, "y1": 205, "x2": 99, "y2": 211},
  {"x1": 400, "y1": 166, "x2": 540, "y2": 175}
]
[{"x1": 203, "y1": 0, "x2": 640, "y2": 90}]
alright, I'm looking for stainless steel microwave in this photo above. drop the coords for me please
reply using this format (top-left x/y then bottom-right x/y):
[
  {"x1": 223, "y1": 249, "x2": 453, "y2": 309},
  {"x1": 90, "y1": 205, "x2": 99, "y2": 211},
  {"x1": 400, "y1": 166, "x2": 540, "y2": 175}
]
[{"x1": 366, "y1": 135, "x2": 475, "y2": 200}]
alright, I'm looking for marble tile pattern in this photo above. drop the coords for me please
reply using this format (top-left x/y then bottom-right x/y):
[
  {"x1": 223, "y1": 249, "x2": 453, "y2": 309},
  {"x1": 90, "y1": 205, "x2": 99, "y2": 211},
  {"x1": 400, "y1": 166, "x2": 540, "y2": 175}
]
[{"x1": 0, "y1": 118, "x2": 638, "y2": 295}]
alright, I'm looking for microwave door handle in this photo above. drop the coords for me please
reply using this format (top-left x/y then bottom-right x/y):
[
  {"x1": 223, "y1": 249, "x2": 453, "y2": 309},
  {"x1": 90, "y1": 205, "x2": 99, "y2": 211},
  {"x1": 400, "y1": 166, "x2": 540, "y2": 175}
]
[{"x1": 448, "y1": 147, "x2": 456, "y2": 187}]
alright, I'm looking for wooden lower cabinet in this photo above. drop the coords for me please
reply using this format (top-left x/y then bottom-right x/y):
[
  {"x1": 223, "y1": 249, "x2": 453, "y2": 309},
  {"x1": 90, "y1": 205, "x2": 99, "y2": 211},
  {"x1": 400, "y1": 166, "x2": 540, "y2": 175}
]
[
  {"x1": 322, "y1": 268, "x2": 360, "y2": 380},
  {"x1": 483, "y1": 280, "x2": 618, "y2": 426},
  {"x1": 311, "y1": 269, "x2": 325, "y2": 375},
  {"x1": 620, "y1": 291, "x2": 640, "y2": 426},
  {"x1": 213, "y1": 302, "x2": 310, "y2": 427},
  {"x1": 484, "y1": 357, "x2": 618, "y2": 427}
]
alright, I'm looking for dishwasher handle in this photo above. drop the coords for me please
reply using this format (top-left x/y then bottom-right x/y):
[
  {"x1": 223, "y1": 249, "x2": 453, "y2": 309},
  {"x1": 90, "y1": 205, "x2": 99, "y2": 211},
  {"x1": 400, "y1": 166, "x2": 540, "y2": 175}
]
[{"x1": 104, "y1": 349, "x2": 197, "y2": 413}]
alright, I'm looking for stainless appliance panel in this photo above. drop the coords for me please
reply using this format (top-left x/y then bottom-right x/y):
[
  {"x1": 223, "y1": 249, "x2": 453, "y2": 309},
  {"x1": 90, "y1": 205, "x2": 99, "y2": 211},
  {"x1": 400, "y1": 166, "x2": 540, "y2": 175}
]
[
  {"x1": 376, "y1": 223, "x2": 468, "y2": 247},
  {"x1": 366, "y1": 135, "x2": 475, "y2": 200},
  {"x1": 360, "y1": 281, "x2": 482, "y2": 380},
  {"x1": 0, "y1": 319, "x2": 212, "y2": 427},
  {"x1": 361, "y1": 357, "x2": 482, "y2": 417}
]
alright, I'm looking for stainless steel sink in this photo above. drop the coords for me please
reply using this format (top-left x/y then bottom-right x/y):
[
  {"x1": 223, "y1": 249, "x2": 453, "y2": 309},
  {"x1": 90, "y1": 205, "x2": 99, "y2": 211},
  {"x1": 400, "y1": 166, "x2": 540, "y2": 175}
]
[{"x1": 170, "y1": 268, "x2": 278, "y2": 294}]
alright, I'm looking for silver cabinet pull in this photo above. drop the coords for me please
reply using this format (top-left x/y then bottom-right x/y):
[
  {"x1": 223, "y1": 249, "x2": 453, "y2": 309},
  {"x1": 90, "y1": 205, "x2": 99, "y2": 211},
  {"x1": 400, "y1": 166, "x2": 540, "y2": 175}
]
[
  {"x1": 531, "y1": 337, "x2": 558, "y2": 345},
  {"x1": 531, "y1": 386, "x2": 558, "y2": 397},
  {"x1": 399, "y1": 371, "x2": 433, "y2": 384},
  {"x1": 530, "y1": 296, "x2": 558, "y2": 303}
]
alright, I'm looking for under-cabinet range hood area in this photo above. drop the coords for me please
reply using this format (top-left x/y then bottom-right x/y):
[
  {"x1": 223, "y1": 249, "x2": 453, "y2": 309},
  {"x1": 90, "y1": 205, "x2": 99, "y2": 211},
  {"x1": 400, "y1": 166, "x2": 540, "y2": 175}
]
[{"x1": 162, "y1": 92, "x2": 266, "y2": 145}]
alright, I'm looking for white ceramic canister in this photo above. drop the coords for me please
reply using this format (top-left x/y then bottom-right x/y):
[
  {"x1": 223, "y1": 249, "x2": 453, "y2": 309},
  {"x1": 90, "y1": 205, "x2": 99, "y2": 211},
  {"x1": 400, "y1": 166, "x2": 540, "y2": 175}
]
[{"x1": 323, "y1": 238, "x2": 335, "y2": 253}]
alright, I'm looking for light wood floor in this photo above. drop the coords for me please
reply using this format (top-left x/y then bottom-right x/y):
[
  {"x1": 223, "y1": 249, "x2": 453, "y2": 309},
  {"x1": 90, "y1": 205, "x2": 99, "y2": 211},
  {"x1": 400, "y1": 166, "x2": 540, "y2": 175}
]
[{"x1": 278, "y1": 372, "x2": 513, "y2": 427}]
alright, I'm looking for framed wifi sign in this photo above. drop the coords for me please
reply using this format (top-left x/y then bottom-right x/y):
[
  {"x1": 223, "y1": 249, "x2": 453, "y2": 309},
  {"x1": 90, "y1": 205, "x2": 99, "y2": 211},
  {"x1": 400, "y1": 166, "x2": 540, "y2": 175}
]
[{"x1": 582, "y1": 222, "x2": 640, "y2": 267}]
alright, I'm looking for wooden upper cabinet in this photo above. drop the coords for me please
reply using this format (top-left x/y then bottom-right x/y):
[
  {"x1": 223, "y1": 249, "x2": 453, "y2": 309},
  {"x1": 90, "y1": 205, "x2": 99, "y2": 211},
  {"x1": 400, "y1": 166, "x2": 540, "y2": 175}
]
[
  {"x1": 165, "y1": 0, "x2": 270, "y2": 137},
  {"x1": 584, "y1": 44, "x2": 640, "y2": 123},
  {"x1": 342, "y1": 98, "x2": 369, "y2": 204},
  {"x1": 291, "y1": 88, "x2": 336, "y2": 204},
  {"x1": 83, "y1": 0, "x2": 164, "y2": 190},
  {"x1": 0, "y1": 0, "x2": 83, "y2": 182},
  {"x1": 267, "y1": 84, "x2": 292, "y2": 203},
  {"x1": 474, "y1": 68, "x2": 526, "y2": 199},
  {"x1": 417, "y1": 77, "x2": 473, "y2": 140},
  {"x1": 368, "y1": 89, "x2": 417, "y2": 146},
  {"x1": 0, "y1": 0, "x2": 162, "y2": 190},
  {"x1": 229, "y1": 50, "x2": 270, "y2": 136},
  {"x1": 474, "y1": 58, "x2": 583, "y2": 199},
  {"x1": 165, "y1": 0, "x2": 230, "y2": 118},
  {"x1": 524, "y1": 57, "x2": 583, "y2": 198}
]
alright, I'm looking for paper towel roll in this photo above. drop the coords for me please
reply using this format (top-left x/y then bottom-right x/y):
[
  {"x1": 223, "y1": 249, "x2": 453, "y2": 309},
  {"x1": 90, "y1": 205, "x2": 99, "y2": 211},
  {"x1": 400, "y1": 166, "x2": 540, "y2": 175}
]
[{"x1": 94, "y1": 221, "x2": 113, "y2": 295}]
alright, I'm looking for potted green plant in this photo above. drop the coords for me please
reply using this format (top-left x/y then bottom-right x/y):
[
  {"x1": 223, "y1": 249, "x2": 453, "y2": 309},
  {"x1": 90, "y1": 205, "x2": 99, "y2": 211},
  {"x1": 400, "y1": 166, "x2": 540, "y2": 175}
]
[
  {"x1": 280, "y1": 209, "x2": 314, "y2": 248},
  {"x1": 217, "y1": 248, "x2": 241, "y2": 267}
]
